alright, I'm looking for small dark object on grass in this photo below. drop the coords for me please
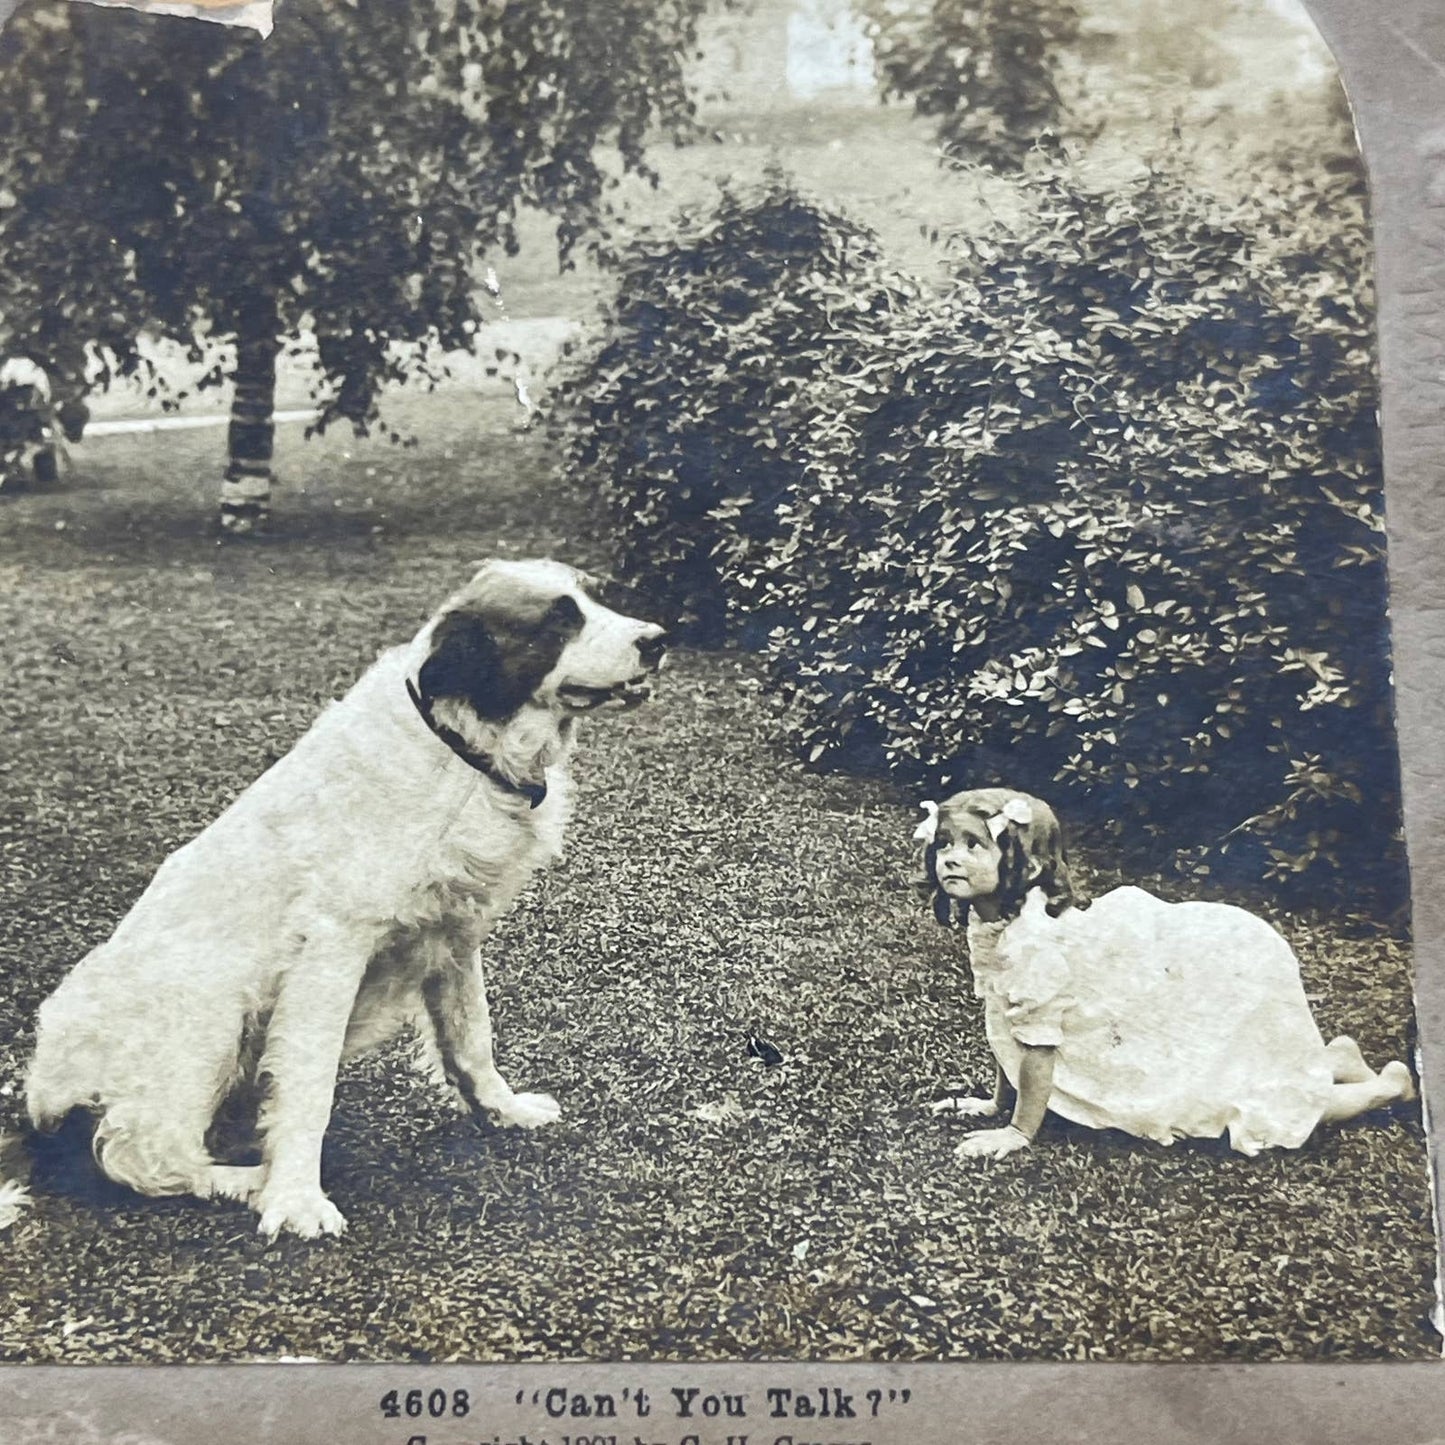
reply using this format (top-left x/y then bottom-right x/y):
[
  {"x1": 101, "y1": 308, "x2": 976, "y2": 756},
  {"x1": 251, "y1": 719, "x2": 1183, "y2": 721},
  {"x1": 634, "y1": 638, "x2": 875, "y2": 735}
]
[{"x1": 746, "y1": 1032, "x2": 784, "y2": 1068}]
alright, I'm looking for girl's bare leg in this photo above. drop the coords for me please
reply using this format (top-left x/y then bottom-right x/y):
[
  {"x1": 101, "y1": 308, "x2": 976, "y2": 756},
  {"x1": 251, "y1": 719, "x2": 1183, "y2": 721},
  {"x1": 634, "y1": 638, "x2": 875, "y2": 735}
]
[
  {"x1": 1319, "y1": 1061, "x2": 1415, "y2": 1124},
  {"x1": 1324, "y1": 1035, "x2": 1374, "y2": 1085}
]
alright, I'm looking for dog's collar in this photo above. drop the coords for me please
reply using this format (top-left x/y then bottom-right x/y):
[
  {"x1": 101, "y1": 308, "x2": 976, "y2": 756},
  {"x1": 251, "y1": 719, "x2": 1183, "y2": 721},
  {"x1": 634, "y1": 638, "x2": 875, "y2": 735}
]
[{"x1": 405, "y1": 678, "x2": 547, "y2": 808}]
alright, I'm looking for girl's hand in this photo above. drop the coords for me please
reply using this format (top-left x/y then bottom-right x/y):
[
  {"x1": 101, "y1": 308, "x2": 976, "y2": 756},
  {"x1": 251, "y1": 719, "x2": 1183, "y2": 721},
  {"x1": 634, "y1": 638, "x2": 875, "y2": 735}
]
[
  {"x1": 930, "y1": 1095, "x2": 998, "y2": 1117},
  {"x1": 932, "y1": 1064, "x2": 1010, "y2": 1119},
  {"x1": 955, "y1": 1125, "x2": 1031, "y2": 1161}
]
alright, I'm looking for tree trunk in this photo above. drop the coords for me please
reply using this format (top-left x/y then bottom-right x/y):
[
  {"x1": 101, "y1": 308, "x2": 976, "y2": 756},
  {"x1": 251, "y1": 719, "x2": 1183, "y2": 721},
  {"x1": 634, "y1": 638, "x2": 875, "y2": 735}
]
[{"x1": 219, "y1": 293, "x2": 279, "y2": 534}]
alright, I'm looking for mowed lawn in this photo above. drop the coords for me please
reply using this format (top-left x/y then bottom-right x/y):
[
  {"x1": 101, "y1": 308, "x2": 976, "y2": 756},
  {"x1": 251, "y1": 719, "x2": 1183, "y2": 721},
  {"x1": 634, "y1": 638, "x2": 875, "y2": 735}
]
[{"x1": 0, "y1": 392, "x2": 1435, "y2": 1363}]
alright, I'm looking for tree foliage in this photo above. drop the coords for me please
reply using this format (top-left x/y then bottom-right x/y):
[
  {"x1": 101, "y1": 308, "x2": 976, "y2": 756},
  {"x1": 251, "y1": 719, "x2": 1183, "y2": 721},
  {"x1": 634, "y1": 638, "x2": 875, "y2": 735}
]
[
  {"x1": 551, "y1": 151, "x2": 1399, "y2": 903},
  {"x1": 0, "y1": 0, "x2": 709, "y2": 523},
  {"x1": 861, "y1": 0, "x2": 1081, "y2": 171}
]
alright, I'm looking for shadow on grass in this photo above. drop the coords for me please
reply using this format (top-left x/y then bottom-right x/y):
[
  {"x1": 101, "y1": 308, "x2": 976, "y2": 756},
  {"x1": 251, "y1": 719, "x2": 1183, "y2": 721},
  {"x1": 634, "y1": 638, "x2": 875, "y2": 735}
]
[{"x1": 0, "y1": 392, "x2": 596, "y2": 575}]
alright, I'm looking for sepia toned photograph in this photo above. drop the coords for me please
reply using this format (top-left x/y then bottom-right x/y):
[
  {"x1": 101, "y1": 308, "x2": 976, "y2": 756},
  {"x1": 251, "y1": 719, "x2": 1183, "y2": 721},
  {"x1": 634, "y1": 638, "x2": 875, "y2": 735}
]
[{"x1": 0, "y1": 0, "x2": 1437, "y2": 1375}]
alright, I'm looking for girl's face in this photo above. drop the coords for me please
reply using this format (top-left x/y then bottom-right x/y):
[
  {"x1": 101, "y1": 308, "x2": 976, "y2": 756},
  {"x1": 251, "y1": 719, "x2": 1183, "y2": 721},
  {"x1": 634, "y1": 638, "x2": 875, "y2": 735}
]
[{"x1": 932, "y1": 813, "x2": 1002, "y2": 899}]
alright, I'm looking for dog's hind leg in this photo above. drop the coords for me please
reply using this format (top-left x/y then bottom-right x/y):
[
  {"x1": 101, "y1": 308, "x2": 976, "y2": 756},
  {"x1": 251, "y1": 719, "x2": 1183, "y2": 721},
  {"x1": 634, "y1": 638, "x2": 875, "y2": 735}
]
[
  {"x1": 92, "y1": 1096, "x2": 216, "y2": 1199},
  {"x1": 30, "y1": 962, "x2": 255, "y2": 1207},
  {"x1": 93, "y1": 1026, "x2": 261, "y2": 1205},
  {"x1": 422, "y1": 951, "x2": 561, "y2": 1130},
  {"x1": 201, "y1": 1164, "x2": 265, "y2": 1202}
]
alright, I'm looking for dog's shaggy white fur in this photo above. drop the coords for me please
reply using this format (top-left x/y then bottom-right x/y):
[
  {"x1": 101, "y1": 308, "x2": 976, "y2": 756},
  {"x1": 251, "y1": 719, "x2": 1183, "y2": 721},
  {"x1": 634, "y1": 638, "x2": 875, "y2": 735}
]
[{"x1": 10, "y1": 559, "x2": 664, "y2": 1239}]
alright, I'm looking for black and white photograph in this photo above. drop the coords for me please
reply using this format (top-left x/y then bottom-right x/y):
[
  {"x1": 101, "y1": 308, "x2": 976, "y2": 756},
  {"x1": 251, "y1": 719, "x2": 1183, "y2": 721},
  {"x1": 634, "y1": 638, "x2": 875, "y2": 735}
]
[{"x1": 0, "y1": 0, "x2": 1439, "y2": 1379}]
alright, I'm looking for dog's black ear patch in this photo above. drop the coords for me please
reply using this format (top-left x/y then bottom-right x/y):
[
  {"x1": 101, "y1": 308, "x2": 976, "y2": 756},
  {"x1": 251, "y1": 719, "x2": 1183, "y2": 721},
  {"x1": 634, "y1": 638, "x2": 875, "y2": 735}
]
[
  {"x1": 543, "y1": 592, "x2": 585, "y2": 635},
  {"x1": 418, "y1": 592, "x2": 585, "y2": 720},
  {"x1": 418, "y1": 610, "x2": 510, "y2": 718}
]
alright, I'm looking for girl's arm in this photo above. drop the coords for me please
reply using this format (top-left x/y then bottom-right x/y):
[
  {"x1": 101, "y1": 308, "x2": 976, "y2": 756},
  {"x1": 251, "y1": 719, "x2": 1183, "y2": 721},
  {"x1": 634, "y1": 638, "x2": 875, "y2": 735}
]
[
  {"x1": 1010, "y1": 1043, "x2": 1056, "y2": 1140},
  {"x1": 990, "y1": 1062, "x2": 1009, "y2": 1113},
  {"x1": 956, "y1": 1044, "x2": 1056, "y2": 1160}
]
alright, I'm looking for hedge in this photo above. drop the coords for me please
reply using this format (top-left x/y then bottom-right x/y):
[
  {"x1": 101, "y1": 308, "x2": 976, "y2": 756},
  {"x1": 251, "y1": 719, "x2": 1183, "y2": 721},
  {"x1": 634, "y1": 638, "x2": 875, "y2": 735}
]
[{"x1": 549, "y1": 156, "x2": 1400, "y2": 904}]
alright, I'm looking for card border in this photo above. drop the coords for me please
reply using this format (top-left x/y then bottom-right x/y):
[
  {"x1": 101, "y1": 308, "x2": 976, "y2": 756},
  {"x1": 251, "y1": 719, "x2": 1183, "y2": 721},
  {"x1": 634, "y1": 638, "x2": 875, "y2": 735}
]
[{"x1": 3, "y1": 1, "x2": 1444, "y2": 1439}]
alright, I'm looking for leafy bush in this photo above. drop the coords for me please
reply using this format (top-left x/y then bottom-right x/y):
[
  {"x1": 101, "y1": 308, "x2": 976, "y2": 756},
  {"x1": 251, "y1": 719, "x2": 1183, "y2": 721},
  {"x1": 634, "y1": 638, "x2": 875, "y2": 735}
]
[
  {"x1": 553, "y1": 161, "x2": 1399, "y2": 903},
  {"x1": 550, "y1": 177, "x2": 901, "y2": 643}
]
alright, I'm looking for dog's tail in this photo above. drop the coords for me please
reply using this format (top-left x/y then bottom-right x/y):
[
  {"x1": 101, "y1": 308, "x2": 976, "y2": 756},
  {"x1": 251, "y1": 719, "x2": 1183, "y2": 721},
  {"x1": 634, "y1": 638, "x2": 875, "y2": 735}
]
[{"x1": 0, "y1": 1122, "x2": 35, "y2": 1230}]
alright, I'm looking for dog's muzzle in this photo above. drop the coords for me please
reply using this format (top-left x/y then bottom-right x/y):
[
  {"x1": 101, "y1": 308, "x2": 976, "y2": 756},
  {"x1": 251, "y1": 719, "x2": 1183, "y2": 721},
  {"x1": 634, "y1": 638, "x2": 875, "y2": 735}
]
[
  {"x1": 556, "y1": 676, "x2": 656, "y2": 711},
  {"x1": 557, "y1": 631, "x2": 667, "y2": 712}
]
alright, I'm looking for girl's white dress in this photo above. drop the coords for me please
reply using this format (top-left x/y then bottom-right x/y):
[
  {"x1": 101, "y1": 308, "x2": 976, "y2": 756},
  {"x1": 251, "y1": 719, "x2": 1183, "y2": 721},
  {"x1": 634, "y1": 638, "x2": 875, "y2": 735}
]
[{"x1": 967, "y1": 886, "x2": 1336, "y2": 1155}]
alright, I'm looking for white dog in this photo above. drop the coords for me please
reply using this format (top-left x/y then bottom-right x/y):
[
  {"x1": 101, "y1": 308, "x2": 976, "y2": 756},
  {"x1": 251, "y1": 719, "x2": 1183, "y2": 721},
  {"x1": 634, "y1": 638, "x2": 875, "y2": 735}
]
[{"x1": 4, "y1": 559, "x2": 665, "y2": 1239}]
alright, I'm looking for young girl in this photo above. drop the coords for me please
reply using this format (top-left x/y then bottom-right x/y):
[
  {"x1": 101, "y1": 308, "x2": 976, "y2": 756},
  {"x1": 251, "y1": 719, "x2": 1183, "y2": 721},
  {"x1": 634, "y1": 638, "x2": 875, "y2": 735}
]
[{"x1": 915, "y1": 788, "x2": 1415, "y2": 1160}]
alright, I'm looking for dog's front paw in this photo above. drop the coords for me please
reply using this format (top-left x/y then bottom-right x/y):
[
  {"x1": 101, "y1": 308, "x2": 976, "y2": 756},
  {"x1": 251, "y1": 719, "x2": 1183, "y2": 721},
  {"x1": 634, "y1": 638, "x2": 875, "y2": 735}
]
[
  {"x1": 491, "y1": 1091, "x2": 562, "y2": 1130},
  {"x1": 255, "y1": 1186, "x2": 348, "y2": 1240},
  {"x1": 955, "y1": 1126, "x2": 1031, "y2": 1162}
]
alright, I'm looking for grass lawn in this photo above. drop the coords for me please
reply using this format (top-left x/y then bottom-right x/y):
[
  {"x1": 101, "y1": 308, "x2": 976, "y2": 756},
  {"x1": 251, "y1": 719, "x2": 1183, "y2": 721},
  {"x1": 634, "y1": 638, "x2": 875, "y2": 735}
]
[{"x1": 0, "y1": 392, "x2": 1436, "y2": 1363}]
